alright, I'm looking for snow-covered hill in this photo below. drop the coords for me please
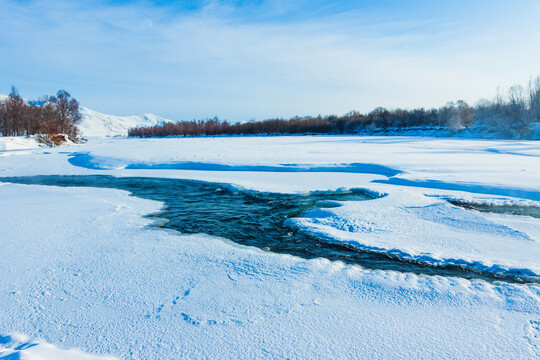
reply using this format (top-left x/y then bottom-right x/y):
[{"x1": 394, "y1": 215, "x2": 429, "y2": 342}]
[
  {"x1": 0, "y1": 94, "x2": 173, "y2": 137},
  {"x1": 78, "y1": 107, "x2": 173, "y2": 137}
]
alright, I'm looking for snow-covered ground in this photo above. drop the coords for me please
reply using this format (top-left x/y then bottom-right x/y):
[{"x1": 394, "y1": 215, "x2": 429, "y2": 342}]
[
  {"x1": 0, "y1": 136, "x2": 43, "y2": 151},
  {"x1": 69, "y1": 136, "x2": 540, "y2": 198},
  {"x1": 0, "y1": 135, "x2": 539, "y2": 359}
]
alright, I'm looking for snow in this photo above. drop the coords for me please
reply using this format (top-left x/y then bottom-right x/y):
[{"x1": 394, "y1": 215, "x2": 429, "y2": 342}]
[
  {"x1": 0, "y1": 136, "x2": 538, "y2": 275},
  {"x1": 57, "y1": 136, "x2": 540, "y2": 200},
  {"x1": 0, "y1": 136, "x2": 43, "y2": 151},
  {"x1": 0, "y1": 95, "x2": 173, "y2": 138},
  {"x1": 287, "y1": 188, "x2": 540, "y2": 277},
  {"x1": 0, "y1": 135, "x2": 539, "y2": 358},
  {"x1": 77, "y1": 107, "x2": 173, "y2": 138},
  {"x1": 0, "y1": 182, "x2": 539, "y2": 359},
  {"x1": 0, "y1": 334, "x2": 115, "y2": 360}
]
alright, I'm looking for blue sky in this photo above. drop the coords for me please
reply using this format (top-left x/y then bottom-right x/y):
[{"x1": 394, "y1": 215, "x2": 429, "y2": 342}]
[{"x1": 1, "y1": 0, "x2": 539, "y2": 121}]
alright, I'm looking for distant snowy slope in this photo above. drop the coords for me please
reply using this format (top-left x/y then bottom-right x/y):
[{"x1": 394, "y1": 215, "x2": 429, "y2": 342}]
[
  {"x1": 1, "y1": 94, "x2": 172, "y2": 137},
  {"x1": 78, "y1": 107, "x2": 173, "y2": 137}
]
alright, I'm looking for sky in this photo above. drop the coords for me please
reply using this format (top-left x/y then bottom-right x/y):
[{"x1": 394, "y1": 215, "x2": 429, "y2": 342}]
[{"x1": 1, "y1": 0, "x2": 539, "y2": 121}]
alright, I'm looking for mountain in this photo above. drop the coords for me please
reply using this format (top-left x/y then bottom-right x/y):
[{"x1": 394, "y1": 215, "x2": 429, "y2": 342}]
[
  {"x1": 1, "y1": 94, "x2": 172, "y2": 137},
  {"x1": 78, "y1": 107, "x2": 173, "y2": 137}
]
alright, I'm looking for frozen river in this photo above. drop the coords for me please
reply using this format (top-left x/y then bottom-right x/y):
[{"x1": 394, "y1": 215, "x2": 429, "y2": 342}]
[
  {"x1": 1, "y1": 136, "x2": 539, "y2": 359},
  {"x1": 4, "y1": 174, "x2": 538, "y2": 284}
]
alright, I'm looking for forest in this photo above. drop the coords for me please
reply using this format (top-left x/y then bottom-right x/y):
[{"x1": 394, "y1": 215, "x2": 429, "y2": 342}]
[{"x1": 129, "y1": 77, "x2": 540, "y2": 139}]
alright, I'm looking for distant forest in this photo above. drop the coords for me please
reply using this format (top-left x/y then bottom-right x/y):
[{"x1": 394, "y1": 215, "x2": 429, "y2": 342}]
[
  {"x1": 129, "y1": 77, "x2": 540, "y2": 139},
  {"x1": 0, "y1": 87, "x2": 81, "y2": 138}
]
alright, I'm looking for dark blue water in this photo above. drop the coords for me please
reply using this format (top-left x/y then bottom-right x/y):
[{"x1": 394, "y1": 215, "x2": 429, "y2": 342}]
[
  {"x1": 448, "y1": 200, "x2": 540, "y2": 218},
  {"x1": 2, "y1": 175, "x2": 538, "y2": 284}
]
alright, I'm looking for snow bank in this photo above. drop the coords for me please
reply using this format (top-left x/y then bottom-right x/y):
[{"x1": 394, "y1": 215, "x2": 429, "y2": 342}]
[
  {"x1": 0, "y1": 183, "x2": 539, "y2": 359},
  {"x1": 287, "y1": 189, "x2": 540, "y2": 277}
]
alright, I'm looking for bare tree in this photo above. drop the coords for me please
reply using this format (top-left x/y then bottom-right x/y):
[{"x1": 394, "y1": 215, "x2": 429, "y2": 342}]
[
  {"x1": 508, "y1": 85, "x2": 526, "y2": 110},
  {"x1": 49, "y1": 90, "x2": 81, "y2": 137},
  {"x1": 456, "y1": 100, "x2": 475, "y2": 129},
  {"x1": 38, "y1": 100, "x2": 60, "y2": 134},
  {"x1": 5, "y1": 86, "x2": 27, "y2": 136}
]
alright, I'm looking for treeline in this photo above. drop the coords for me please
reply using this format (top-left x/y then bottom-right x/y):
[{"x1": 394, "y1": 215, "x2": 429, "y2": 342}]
[
  {"x1": 0, "y1": 87, "x2": 81, "y2": 138},
  {"x1": 129, "y1": 77, "x2": 540, "y2": 139}
]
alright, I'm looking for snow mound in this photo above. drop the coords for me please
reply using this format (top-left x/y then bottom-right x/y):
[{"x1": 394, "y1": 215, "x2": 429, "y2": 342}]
[{"x1": 78, "y1": 107, "x2": 173, "y2": 138}]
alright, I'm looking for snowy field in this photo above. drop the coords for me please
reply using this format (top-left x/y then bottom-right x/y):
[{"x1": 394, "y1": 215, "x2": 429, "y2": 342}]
[{"x1": 1, "y1": 135, "x2": 539, "y2": 359}]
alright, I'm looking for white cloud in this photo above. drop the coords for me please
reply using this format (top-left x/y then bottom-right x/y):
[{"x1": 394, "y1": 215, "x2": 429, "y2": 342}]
[{"x1": 0, "y1": 0, "x2": 539, "y2": 120}]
